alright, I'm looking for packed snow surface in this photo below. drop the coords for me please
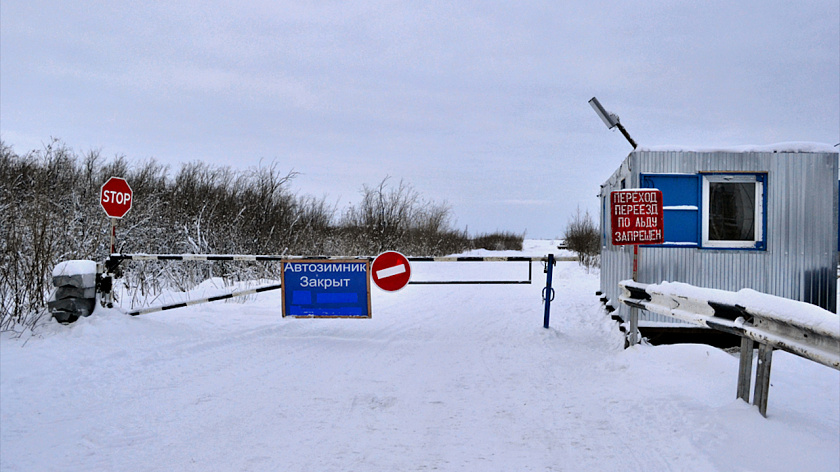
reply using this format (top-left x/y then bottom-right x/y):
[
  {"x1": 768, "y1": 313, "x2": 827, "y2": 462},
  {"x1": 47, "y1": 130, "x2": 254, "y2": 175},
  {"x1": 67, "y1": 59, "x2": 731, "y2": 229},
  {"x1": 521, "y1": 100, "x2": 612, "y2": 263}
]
[{"x1": 2, "y1": 240, "x2": 838, "y2": 471}]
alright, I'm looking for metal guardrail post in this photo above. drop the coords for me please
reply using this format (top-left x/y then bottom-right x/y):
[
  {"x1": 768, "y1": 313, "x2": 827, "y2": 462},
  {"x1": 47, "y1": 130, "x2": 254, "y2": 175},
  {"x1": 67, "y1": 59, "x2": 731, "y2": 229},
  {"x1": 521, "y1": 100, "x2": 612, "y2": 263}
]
[
  {"x1": 736, "y1": 337, "x2": 754, "y2": 402},
  {"x1": 629, "y1": 308, "x2": 639, "y2": 346},
  {"x1": 754, "y1": 344, "x2": 774, "y2": 417}
]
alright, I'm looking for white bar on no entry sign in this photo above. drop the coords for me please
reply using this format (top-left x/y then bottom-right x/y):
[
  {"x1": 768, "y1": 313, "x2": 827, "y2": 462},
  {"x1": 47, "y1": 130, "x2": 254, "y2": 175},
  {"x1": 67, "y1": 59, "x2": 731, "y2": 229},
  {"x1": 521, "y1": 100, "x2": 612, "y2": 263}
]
[{"x1": 376, "y1": 264, "x2": 406, "y2": 279}]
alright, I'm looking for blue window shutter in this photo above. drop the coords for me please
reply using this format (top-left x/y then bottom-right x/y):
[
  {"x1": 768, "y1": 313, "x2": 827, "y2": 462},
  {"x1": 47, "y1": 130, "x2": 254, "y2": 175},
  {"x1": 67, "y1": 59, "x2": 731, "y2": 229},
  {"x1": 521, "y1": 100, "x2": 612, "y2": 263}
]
[{"x1": 641, "y1": 174, "x2": 700, "y2": 246}]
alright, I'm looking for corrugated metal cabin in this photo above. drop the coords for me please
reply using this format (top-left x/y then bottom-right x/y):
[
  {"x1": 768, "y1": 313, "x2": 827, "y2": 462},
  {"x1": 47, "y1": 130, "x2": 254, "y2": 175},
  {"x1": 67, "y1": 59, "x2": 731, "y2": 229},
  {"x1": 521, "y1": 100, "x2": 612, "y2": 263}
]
[{"x1": 599, "y1": 143, "x2": 839, "y2": 329}]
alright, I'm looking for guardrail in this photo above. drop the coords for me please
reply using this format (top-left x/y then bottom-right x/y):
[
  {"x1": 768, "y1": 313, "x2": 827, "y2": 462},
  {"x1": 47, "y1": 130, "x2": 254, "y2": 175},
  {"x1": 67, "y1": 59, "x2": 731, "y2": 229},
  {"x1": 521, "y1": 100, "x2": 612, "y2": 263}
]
[{"x1": 619, "y1": 280, "x2": 840, "y2": 417}]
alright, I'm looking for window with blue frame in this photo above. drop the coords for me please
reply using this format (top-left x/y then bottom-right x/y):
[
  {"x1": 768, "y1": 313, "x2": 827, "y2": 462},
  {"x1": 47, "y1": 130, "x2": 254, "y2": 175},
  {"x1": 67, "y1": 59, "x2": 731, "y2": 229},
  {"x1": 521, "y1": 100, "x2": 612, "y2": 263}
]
[{"x1": 641, "y1": 173, "x2": 766, "y2": 250}]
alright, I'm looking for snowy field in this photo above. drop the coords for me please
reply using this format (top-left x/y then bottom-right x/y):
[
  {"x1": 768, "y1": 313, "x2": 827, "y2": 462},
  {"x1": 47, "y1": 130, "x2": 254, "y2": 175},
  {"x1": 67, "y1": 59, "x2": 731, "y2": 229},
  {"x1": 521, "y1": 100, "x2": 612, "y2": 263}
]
[{"x1": 1, "y1": 240, "x2": 838, "y2": 471}]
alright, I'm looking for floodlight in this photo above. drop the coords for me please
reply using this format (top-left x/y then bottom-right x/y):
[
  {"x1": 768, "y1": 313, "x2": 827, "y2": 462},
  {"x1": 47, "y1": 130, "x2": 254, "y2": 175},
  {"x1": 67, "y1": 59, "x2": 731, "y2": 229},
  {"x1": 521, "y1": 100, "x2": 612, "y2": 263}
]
[
  {"x1": 588, "y1": 96, "x2": 638, "y2": 149},
  {"x1": 589, "y1": 97, "x2": 619, "y2": 129}
]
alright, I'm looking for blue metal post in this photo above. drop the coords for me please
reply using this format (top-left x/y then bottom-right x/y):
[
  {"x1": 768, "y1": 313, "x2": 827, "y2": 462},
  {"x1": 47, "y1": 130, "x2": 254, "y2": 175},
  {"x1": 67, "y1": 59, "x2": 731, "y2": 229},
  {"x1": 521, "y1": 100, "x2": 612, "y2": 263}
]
[{"x1": 543, "y1": 254, "x2": 555, "y2": 328}]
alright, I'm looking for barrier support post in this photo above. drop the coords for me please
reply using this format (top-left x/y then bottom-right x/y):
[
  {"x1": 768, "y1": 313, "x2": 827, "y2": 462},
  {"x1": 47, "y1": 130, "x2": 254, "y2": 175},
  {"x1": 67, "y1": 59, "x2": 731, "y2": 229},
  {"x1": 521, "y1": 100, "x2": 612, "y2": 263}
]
[
  {"x1": 542, "y1": 254, "x2": 555, "y2": 329},
  {"x1": 753, "y1": 343, "x2": 774, "y2": 417},
  {"x1": 736, "y1": 336, "x2": 754, "y2": 402}
]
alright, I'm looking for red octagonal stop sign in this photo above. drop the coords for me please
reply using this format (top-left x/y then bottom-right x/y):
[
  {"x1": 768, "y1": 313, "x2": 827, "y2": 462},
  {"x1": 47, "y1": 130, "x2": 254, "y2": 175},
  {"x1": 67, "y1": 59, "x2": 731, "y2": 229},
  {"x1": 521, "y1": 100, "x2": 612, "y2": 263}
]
[
  {"x1": 372, "y1": 251, "x2": 411, "y2": 292},
  {"x1": 100, "y1": 177, "x2": 133, "y2": 218}
]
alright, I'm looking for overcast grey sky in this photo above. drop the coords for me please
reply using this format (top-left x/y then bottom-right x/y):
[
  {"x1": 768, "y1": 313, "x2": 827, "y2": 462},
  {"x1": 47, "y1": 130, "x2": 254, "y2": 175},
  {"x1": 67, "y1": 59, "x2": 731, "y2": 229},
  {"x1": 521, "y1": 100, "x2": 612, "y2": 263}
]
[{"x1": 2, "y1": 1, "x2": 838, "y2": 238}]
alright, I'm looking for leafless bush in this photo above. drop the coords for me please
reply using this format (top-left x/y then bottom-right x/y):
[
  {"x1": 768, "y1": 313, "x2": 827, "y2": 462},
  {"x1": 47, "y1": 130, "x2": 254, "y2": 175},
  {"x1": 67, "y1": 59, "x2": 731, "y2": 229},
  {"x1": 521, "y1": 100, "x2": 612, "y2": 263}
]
[
  {"x1": 1, "y1": 141, "x2": 112, "y2": 330},
  {"x1": 0, "y1": 143, "x2": 479, "y2": 328},
  {"x1": 340, "y1": 177, "x2": 417, "y2": 254},
  {"x1": 564, "y1": 207, "x2": 600, "y2": 271},
  {"x1": 338, "y1": 177, "x2": 472, "y2": 256},
  {"x1": 471, "y1": 232, "x2": 525, "y2": 251}
]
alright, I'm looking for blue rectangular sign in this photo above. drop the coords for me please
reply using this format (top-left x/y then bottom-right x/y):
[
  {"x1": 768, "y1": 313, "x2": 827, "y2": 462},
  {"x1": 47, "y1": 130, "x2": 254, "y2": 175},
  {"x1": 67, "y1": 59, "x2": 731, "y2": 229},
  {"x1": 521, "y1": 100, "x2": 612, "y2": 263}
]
[{"x1": 281, "y1": 260, "x2": 371, "y2": 318}]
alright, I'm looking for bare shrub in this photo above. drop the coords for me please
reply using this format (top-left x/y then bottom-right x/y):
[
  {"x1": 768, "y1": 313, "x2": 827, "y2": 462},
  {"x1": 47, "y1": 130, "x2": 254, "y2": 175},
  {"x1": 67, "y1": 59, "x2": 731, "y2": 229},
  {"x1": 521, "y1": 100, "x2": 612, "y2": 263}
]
[
  {"x1": 0, "y1": 144, "x2": 478, "y2": 328},
  {"x1": 0, "y1": 139, "x2": 97, "y2": 331},
  {"x1": 564, "y1": 207, "x2": 600, "y2": 271},
  {"x1": 341, "y1": 177, "x2": 417, "y2": 254},
  {"x1": 471, "y1": 232, "x2": 524, "y2": 251},
  {"x1": 338, "y1": 177, "x2": 470, "y2": 256}
]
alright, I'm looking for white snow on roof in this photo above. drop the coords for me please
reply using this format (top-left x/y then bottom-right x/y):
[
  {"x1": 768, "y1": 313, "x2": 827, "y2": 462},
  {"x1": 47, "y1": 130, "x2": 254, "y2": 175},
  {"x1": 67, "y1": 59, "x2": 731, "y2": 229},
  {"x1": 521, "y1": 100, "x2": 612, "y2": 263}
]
[{"x1": 637, "y1": 142, "x2": 838, "y2": 153}]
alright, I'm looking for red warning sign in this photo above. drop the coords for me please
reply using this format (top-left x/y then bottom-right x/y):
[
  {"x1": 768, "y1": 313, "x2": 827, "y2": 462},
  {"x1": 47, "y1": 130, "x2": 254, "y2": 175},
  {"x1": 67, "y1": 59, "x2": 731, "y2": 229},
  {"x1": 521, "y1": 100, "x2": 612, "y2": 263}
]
[
  {"x1": 611, "y1": 189, "x2": 664, "y2": 245},
  {"x1": 371, "y1": 251, "x2": 411, "y2": 292},
  {"x1": 100, "y1": 176, "x2": 133, "y2": 219}
]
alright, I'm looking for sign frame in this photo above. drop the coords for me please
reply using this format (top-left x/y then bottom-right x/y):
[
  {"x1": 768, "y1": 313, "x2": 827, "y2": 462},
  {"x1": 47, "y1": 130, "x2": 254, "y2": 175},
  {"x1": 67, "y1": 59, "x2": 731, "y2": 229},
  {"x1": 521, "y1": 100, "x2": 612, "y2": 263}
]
[{"x1": 280, "y1": 259, "x2": 372, "y2": 319}]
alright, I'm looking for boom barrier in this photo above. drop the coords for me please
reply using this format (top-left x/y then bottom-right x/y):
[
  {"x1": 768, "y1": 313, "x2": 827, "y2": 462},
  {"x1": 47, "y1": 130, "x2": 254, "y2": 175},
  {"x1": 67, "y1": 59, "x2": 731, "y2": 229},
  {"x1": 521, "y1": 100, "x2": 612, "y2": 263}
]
[
  {"x1": 126, "y1": 283, "x2": 283, "y2": 317},
  {"x1": 102, "y1": 253, "x2": 576, "y2": 321}
]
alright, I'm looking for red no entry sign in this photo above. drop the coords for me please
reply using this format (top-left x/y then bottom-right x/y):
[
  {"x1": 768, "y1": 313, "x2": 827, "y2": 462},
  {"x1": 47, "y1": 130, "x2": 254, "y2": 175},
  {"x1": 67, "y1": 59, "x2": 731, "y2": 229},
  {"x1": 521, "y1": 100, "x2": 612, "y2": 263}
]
[
  {"x1": 371, "y1": 251, "x2": 411, "y2": 292},
  {"x1": 611, "y1": 189, "x2": 663, "y2": 245},
  {"x1": 100, "y1": 177, "x2": 133, "y2": 218}
]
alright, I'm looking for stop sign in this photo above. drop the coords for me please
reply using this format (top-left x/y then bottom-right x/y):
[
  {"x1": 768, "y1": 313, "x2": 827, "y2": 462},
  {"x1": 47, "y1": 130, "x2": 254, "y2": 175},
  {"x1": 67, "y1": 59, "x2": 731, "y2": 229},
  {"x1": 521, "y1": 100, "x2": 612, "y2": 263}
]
[
  {"x1": 371, "y1": 251, "x2": 411, "y2": 292},
  {"x1": 100, "y1": 177, "x2": 133, "y2": 218}
]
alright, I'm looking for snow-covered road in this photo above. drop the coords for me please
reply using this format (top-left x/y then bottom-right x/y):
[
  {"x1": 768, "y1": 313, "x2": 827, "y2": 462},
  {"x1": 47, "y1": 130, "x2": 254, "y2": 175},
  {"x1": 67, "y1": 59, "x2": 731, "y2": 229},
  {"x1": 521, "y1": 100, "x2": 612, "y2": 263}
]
[{"x1": 2, "y1": 241, "x2": 838, "y2": 471}]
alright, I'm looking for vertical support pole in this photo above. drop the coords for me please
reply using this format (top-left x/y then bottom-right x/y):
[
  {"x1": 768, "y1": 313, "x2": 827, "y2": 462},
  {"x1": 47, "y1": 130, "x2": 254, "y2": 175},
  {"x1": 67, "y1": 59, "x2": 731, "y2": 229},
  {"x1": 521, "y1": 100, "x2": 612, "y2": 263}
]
[
  {"x1": 105, "y1": 219, "x2": 117, "y2": 307},
  {"x1": 110, "y1": 218, "x2": 117, "y2": 254},
  {"x1": 542, "y1": 254, "x2": 555, "y2": 329},
  {"x1": 753, "y1": 343, "x2": 773, "y2": 417},
  {"x1": 632, "y1": 244, "x2": 639, "y2": 281},
  {"x1": 101, "y1": 255, "x2": 117, "y2": 308},
  {"x1": 528, "y1": 260, "x2": 533, "y2": 283},
  {"x1": 629, "y1": 244, "x2": 640, "y2": 346},
  {"x1": 736, "y1": 336, "x2": 754, "y2": 402}
]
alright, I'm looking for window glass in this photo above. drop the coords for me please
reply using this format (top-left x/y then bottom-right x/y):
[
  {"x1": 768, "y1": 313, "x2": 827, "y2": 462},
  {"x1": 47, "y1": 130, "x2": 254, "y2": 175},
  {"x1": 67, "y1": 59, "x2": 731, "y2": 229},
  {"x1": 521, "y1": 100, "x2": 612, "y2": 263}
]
[{"x1": 708, "y1": 182, "x2": 755, "y2": 241}]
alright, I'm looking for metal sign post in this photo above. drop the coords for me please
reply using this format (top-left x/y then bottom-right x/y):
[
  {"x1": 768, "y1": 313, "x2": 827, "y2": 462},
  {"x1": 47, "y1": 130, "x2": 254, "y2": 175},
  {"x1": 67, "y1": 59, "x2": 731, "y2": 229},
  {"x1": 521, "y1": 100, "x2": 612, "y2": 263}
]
[
  {"x1": 629, "y1": 244, "x2": 639, "y2": 345},
  {"x1": 100, "y1": 177, "x2": 132, "y2": 306},
  {"x1": 110, "y1": 218, "x2": 117, "y2": 254}
]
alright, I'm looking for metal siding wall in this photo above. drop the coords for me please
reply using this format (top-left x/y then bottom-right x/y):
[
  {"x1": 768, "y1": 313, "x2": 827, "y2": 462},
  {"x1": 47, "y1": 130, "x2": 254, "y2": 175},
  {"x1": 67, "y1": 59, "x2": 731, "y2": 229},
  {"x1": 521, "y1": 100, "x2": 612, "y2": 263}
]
[{"x1": 599, "y1": 150, "x2": 839, "y2": 324}]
